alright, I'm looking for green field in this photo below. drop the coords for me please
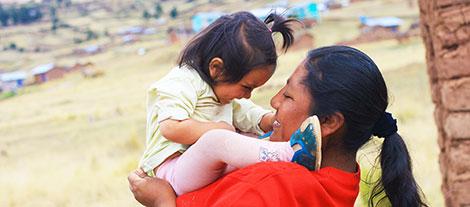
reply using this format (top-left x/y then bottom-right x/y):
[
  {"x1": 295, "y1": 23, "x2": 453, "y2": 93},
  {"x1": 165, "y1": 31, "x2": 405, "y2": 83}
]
[{"x1": 0, "y1": 0, "x2": 442, "y2": 206}]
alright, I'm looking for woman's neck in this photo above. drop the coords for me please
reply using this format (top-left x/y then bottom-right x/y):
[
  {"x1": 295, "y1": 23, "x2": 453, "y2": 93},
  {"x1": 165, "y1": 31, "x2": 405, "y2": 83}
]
[{"x1": 320, "y1": 144, "x2": 357, "y2": 173}]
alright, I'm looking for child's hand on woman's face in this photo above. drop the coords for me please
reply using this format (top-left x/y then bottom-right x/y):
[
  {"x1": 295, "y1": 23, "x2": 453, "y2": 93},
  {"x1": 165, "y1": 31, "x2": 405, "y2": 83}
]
[
  {"x1": 128, "y1": 169, "x2": 176, "y2": 207},
  {"x1": 259, "y1": 112, "x2": 275, "y2": 133}
]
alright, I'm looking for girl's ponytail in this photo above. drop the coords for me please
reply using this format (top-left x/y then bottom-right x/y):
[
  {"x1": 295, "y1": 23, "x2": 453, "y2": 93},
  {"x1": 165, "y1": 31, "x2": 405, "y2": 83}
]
[
  {"x1": 264, "y1": 13, "x2": 298, "y2": 52},
  {"x1": 370, "y1": 113, "x2": 428, "y2": 207}
]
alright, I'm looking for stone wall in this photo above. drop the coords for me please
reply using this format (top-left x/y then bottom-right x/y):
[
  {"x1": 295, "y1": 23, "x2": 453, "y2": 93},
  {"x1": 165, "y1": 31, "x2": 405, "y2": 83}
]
[{"x1": 418, "y1": 0, "x2": 470, "y2": 206}]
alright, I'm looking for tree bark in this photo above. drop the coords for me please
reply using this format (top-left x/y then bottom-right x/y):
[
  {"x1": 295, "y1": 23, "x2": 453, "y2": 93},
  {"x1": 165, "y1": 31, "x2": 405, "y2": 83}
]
[{"x1": 418, "y1": 0, "x2": 470, "y2": 206}]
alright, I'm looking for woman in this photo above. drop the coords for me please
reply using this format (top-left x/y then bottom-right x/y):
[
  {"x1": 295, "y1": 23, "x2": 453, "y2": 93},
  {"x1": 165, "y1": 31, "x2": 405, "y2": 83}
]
[{"x1": 128, "y1": 46, "x2": 428, "y2": 207}]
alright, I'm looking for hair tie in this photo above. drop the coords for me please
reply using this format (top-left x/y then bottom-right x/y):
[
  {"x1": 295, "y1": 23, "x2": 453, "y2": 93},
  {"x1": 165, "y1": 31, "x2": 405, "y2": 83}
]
[
  {"x1": 268, "y1": 28, "x2": 272, "y2": 33},
  {"x1": 372, "y1": 112, "x2": 397, "y2": 138}
]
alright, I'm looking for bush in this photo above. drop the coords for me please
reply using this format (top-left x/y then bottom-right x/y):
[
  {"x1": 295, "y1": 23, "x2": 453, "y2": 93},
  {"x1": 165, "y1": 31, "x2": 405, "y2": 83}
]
[
  {"x1": 154, "y1": 3, "x2": 163, "y2": 19},
  {"x1": 73, "y1": 37, "x2": 83, "y2": 44},
  {"x1": 142, "y1": 10, "x2": 151, "y2": 19},
  {"x1": 9, "y1": 42, "x2": 16, "y2": 49},
  {"x1": 0, "y1": 91, "x2": 16, "y2": 100},
  {"x1": 169, "y1": 7, "x2": 178, "y2": 19},
  {"x1": 85, "y1": 29, "x2": 98, "y2": 40}
]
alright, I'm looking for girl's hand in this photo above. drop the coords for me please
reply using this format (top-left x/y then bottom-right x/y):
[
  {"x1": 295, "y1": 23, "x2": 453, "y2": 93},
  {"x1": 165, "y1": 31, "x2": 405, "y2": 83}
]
[
  {"x1": 128, "y1": 169, "x2": 176, "y2": 207},
  {"x1": 259, "y1": 112, "x2": 275, "y2": 132}
]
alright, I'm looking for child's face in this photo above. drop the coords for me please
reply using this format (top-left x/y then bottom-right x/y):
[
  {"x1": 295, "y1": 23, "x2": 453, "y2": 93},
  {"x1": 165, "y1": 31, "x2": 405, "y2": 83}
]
[{"x1": 212, "y1": 65, "x2": 274, "y2": 104}]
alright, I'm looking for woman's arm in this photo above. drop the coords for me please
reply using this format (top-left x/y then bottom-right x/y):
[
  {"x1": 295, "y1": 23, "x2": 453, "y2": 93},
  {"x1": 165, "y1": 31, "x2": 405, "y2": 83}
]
[
  {"x1": 160, "y1": 119, "x2": 235, "y2": 145},
  {"x1": 128, "y1": 169, "x2": 176, "y2": 207}
]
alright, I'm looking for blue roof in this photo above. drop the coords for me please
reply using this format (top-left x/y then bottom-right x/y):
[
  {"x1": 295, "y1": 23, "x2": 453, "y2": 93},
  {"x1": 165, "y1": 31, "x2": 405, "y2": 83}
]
[
  {"x1": 250, "y1": 7, "x2": 287, "y2": 20},
  {"x1": 266, "y1": 0, "x2": 288, "y2": 8},
  {"x1": 250, "y1": 2, "x2": 319, "y2": 21},
  {"x1": 191, "y1": 12, "x2": 224, "y2": 32},
  {"x1": 84, "y1": 45, "x2": 100, "y2": 53},
  {"x1": 193, "y1": 12, "x2": 224, "y2": 19},
  {"x1": 31, "y1": 63, "x2": 55, "y2": 75},
  {"x1": 1, "y1": 71, "x2": 27, "y2": 82},
  {"x1": 118, "y1": 26, "x2": 145, "y2": 35},
  {"x1": 360, "y1": 16, "x2": 403, "y2": 27},
  {"x1": 290, "y1": 2, "x2": 319, "y2": 20}
]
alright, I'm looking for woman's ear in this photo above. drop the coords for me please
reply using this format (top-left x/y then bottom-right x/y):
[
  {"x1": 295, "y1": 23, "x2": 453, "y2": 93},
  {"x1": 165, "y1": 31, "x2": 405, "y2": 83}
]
[
  {"x1": 320, "y1": 112, "x2": 345, "y2": 138},
  {"x1": 209, "y1": 57, "x2": 224, "y2": 81}
]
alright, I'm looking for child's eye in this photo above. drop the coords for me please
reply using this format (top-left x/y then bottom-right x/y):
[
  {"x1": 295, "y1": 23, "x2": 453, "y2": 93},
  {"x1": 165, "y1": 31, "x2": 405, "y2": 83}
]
[{"x1": 242, "y1": 85, "x2": 253, "y2": 91}]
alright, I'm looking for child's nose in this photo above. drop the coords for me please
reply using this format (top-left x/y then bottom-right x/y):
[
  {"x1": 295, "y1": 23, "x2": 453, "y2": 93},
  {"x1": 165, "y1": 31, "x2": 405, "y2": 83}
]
[{"x1": 243, "y1": 92, "x2": 251, "y2": 99}]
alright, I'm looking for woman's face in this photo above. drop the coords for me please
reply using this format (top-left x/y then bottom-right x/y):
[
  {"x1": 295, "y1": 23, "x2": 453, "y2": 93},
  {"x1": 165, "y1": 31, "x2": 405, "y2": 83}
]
[{"x1": 270, "y1": 61, "x2": 313, "y2": 141}]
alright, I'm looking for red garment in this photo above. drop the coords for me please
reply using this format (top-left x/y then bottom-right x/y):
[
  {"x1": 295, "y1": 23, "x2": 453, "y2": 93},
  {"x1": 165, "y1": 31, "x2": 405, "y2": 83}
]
[{"x1": 177, "y1": 162, "x2": 360, "y2": 207}]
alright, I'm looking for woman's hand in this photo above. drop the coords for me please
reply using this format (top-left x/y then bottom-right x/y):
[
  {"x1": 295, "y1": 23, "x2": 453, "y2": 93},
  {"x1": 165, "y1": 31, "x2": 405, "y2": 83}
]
[{"x1": 128, "y1": 169, "x2": 176, "y2": 207}]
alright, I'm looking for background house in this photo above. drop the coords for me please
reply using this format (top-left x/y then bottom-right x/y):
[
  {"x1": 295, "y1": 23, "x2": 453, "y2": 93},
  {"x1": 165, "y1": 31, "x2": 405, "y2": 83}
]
[
  {"x1": 31, "y1": 63, "x2": 67, "y2": 84},
  {"x1": 359, "y1": 16, "x2": 403, "y2": 33},
  {"x1": 67, "y1": 62, "x2": 95, "y2": 73},
  {"x1": 0, "y1": 71, "x2": 27, "y2": 92},
  {"x1": 191, "y1": 12, "x2": 224, "y2": 32},
  {"x1": 290, "y1": 2, "x2": 320, "y2": 21},
  {"x1": 73, "y1": 45, "x2": 103, "y2": 56},
  {"x1": 290, "y1": 2, "x2": 320, "y2": 27}
]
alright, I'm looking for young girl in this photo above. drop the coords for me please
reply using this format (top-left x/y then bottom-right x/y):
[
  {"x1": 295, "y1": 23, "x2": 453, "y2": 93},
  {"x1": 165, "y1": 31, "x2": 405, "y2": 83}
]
[{"x1": 139, "y1": 11, "x2": 321, "y2": 196}]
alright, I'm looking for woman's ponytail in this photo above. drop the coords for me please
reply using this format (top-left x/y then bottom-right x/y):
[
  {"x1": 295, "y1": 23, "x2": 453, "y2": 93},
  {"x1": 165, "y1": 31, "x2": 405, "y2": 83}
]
[
  {"x1": 370, "y1": 113, "x2": 428, "y2": 207},
  {"x1": 264, "y1": 13, "x2": 298, "y2": 52}
]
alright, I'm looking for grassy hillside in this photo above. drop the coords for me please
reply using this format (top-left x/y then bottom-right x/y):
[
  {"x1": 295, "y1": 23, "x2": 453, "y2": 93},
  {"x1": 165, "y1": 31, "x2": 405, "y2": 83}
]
[{"x1": 0, "y1": 0, "x2": 442, "y2": 206}]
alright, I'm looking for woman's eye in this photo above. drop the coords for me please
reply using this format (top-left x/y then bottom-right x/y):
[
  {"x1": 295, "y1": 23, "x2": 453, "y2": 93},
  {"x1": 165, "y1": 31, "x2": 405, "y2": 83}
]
[{"x1": 283, "y1": 93, "x2": 292, "y2": 99}]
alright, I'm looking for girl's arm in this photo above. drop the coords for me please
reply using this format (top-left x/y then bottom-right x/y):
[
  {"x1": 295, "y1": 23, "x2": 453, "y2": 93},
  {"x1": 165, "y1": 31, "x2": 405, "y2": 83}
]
[
  {"x1": 232, "y1": 99, "x2": 273, "y2": 134},
  {"x1": 259, "y1": 112, "x2": 275, "y2": 133},
  {"x1": 160, "y1": 118, "x2": 235, "y2": 145}
]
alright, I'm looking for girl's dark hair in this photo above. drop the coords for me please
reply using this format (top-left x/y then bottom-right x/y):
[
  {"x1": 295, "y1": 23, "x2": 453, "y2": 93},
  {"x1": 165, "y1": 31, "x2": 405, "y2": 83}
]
[
  {"x1": 178, "y1": 11, "x2": 296, "y2": 85},
  {"x1": 302, "y1": 46, "x2": 428, "y2": 207}
]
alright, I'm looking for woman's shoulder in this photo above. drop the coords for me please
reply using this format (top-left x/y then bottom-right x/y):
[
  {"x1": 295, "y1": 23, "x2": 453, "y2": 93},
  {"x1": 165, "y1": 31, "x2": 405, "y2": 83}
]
[
  {"x1": 226, "y1": 162, "x2": 358, "y2": 190},
  {"x1": 227, "y1": 161, "x2": 313, "y2": 182},
  {"x1": 177, "y1": 162, "x2": 360, "y2": 207}
]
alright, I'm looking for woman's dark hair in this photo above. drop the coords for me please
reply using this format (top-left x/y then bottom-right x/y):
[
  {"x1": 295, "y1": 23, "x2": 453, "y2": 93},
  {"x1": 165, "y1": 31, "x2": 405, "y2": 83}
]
[
  {"x1": 178, "y1": 11, "x2": 296, "y2": 85},
  {"x1": 302, "y1": 46, "x2": 428, "y2": 207}
]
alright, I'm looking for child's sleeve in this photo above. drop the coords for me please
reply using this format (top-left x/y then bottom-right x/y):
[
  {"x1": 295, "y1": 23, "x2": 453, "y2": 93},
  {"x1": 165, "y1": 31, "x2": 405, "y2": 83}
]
[
  {"x1": 148, "y1": 78, "x2": 198, "y2": 123},
  {"x1": 232, "y1": 99, "x2": 272, "y2": 135}
]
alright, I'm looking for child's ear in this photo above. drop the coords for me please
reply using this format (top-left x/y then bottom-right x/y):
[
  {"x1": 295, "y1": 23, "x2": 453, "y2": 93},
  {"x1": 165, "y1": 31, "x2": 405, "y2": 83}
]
[{"x1": 209, "y1": 57, "x2": 224, "y2": 81}]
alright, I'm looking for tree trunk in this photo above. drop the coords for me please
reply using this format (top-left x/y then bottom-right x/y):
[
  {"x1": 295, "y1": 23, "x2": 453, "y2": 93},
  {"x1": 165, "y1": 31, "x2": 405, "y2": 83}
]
[{"x1": 418, "y1": 0, "x2": 470, "y2": 206}]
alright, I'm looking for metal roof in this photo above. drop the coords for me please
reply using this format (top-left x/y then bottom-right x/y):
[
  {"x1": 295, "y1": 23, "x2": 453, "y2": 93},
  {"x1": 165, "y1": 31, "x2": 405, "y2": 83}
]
[
  {"x1": 31, "y1": 63, "x2": 55, "y2": 75},
  {"x1": 0, "y1": 71, "x2": 27, "y2": 82}
]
